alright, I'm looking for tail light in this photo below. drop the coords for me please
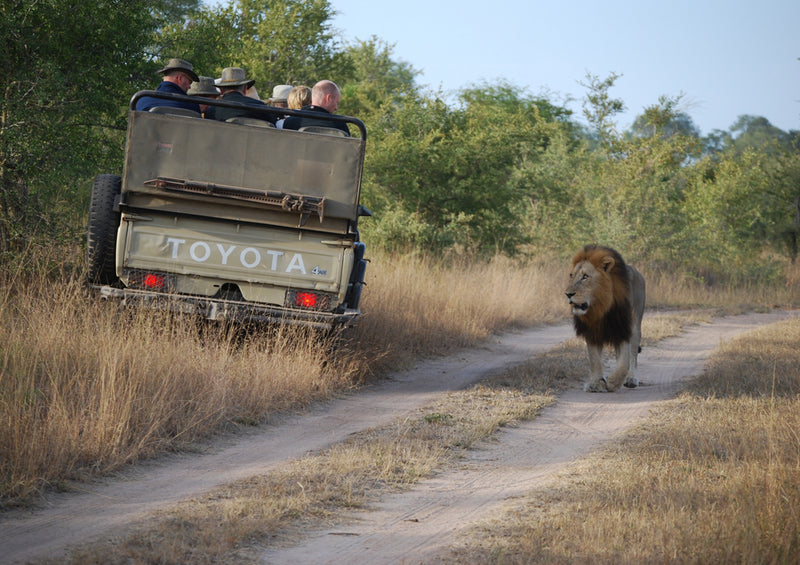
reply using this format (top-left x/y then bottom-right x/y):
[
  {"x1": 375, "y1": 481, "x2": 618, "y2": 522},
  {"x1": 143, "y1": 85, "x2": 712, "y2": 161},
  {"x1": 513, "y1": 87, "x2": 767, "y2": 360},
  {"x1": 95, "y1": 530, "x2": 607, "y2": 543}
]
[
  {"x1": 286, "y1": 290, "x2": 332, "y2": 311},
  {"x1": 126, "y1": 269, "x2": 175, "y2": 291}
]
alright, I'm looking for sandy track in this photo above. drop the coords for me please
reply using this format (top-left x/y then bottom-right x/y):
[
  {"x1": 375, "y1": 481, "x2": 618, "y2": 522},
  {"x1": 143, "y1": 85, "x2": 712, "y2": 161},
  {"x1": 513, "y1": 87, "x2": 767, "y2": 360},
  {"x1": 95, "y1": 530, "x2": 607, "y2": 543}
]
[
  {"x1": 0, "y1": 311, "x2": 795, "y2": 564},
  {"x1": 260, "y1": 310, "x2": 798, "y2": 564}
]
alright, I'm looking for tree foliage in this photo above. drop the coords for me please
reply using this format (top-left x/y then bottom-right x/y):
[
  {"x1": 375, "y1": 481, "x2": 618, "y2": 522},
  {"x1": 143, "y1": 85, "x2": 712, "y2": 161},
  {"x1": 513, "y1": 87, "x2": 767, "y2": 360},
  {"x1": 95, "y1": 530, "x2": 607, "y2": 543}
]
[
  {"x1": 579, "y1": 71, "x2": 625, "y2": 147},
  {"x1": 361, "y1": 84, "x2": 566, "y2": 254},
  {"x1": 2, "y1": 0, "x2": 798, "y2": 284},
  {"x1": 630, "y1": 94, "x2": 700, "y2": 140},
  {"x1": 337, "y1": 36, "x2": 420, "y2": 120},
  {"x1": 158, "y1": 0, "x2": 347, "y2": 94},
  {"x1": 0, "y1": 0, "x2": 164, "y2": 253}
]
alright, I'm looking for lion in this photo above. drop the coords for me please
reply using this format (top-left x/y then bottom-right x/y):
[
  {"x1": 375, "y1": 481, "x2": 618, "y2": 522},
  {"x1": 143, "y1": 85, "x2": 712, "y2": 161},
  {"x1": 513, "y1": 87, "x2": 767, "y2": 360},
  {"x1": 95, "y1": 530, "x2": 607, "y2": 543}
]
[{"x1": 565, "y1": 245, "x2": 645, "y2": 392}]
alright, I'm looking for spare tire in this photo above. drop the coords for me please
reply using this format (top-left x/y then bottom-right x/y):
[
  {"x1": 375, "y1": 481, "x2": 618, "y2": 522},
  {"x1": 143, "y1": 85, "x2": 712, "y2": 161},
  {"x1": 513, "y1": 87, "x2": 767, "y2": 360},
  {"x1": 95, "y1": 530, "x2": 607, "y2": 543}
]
[{"x1": 86, "y1": 174, "x2": 121, "y2": 285}]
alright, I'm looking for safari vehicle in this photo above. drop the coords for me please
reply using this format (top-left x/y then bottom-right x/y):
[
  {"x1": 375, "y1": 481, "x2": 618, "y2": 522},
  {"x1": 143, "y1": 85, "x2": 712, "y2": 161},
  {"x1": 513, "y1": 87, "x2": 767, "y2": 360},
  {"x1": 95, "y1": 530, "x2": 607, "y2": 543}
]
[{"x1": 86, "y1": 90, "x2": 369, "y2": 329}]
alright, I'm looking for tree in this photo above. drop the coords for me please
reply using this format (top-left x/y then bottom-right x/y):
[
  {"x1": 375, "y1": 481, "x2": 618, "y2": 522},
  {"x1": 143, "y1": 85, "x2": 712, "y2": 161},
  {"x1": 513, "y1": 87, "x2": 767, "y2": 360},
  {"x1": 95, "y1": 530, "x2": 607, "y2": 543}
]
[
  {"x1": 237, "y1": 0, "x2": 346, "y2": 86},
  {"x1": 337, "y1": 36, "x2": 420, "y2": 119},
  {"x1": 154, "y1": 0, "x2": 202, "y2": 21},
  {"x1": 579, "y1": 71, "x2": 625, "y2": 148},
  {"x1": 728, "y1": 115, "x2": 793, "y2": 155},
  {"x1": 536, "y1": 85, "x2": 701, "y2": 266},
  {"x1": 159, "y1": 0, "x2": 347, "y2": 93},
  {"x1": 362, "y1": 85, "x2": 567, "y2": 254},
  {"x1": 155, "y1": 2, "x2": 240, "y2": 79},
  {"x1": 630, "y1": 94, "x2": 700, "y2": 140},
  {"x1": 0, "y1": 0, "x2": 167, "y2": 254},
  {"x1": 703, "y1": 115, "x2": 795, "y2": 157}
]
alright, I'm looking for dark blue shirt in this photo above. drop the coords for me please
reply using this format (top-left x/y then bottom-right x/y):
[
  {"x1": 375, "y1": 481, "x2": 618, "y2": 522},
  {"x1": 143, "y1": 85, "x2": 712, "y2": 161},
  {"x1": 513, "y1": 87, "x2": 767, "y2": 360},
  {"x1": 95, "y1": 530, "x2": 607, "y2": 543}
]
[
  {"x1": 135, "y1": 81, "x2": 201, "y2": 114},
  {"x1": 282, "y1": 106, "x2": 350, "y2": 136},
  {"x1": 207, "y1": 91, "x2": 276, "y2": 124}
]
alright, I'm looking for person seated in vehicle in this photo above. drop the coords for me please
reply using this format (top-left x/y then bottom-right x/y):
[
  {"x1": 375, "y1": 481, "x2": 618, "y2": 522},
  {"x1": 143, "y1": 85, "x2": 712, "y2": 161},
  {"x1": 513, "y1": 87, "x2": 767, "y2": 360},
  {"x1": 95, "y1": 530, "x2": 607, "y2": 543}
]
[
  {"x1": 275, "y1": 85, "x2": 310, "y2": 129},
  {"x1": 187, "y1": 76, "x2": 220, "y2": 118},
  {"x1": 288, "y1": 85, "x2": 312, "y2": 109},
  {"x1": 134, "y1": 58, "x2": 202, "y2": 114},
  {"x1": 206, "y1": 67, "x2": 275, "y2": 125},
  {"x1": 268, "y1": 84, "x2": 293, "y2": 108},
  {"x1": 281, "y1": 80, "x2": 349, "y2": 136}
]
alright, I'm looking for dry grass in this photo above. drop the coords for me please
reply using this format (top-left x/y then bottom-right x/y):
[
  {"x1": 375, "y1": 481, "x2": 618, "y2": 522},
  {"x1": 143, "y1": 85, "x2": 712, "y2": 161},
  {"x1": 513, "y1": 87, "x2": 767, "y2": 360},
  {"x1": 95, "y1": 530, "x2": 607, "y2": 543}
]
[
  {"x1": 445, "y1": 317, "x2": 800, "y2": 564},
  {"x1": 51, "y1": 312, "x2": 701, "y2": 564},
  {"x1": 349, "y1": 252, "x2": 568, "y2": 367},
  {"x1": 57, "y1": 344, "x2": 564, "y2": 564},
  {"x1": 0, "y1": 250, "x2": 567, "y2": 506},
  {"x1": 1, "y1": 247, "x2": 798, "y2": 512},
  {"x1": 0, "y1": 276, "x2": 357, "y2": 507},
  {"x1": 644, "y1": 262, "x2": 800, "y2": 313}
]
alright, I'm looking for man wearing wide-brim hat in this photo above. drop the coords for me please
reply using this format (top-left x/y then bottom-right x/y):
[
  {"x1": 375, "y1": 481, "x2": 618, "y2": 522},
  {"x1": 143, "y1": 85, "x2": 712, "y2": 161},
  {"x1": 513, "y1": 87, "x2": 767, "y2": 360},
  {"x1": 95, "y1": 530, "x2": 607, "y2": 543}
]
[
  {"x1": 187, "y1": 76, "x2": 220, "y2": 97},
  {"x1": 207, "y1": 67, "x2": 275, "y2": 124},
  {"x1": 187, "y1": 76, "x2": 220, "y2": 118},
  {"x1": 135, "y1": 58, "x2": 202, "y2": 114}
]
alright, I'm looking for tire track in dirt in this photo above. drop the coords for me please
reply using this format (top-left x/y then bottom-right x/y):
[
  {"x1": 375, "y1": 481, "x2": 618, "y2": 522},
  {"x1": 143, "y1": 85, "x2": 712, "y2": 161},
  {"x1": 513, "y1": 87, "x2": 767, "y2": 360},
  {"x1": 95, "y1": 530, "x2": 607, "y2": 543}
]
[
  {"x1": 259, "y1": 310, "x2": 799, "y2": 565},
  {"x1": 0, "y1": 323, "x2": 578, "y2": 564}
]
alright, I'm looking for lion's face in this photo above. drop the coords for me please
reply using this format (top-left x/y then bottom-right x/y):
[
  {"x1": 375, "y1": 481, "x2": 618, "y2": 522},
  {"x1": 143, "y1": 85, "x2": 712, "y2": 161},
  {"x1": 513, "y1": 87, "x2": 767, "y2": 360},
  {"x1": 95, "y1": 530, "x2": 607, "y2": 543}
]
[
  {"x1": 565, "y1": 259, "x2": 602, "y2": 316},
  {"x1": 565, "y1": 249, "x2": 616, "y2": 319}
]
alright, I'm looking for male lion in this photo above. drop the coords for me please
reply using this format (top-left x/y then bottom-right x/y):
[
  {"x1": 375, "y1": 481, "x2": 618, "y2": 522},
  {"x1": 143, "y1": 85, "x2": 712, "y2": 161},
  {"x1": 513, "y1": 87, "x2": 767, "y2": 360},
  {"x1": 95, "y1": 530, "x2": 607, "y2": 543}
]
[{"x1": 565, "y1": 245, "x2": 645, "y2": 392}]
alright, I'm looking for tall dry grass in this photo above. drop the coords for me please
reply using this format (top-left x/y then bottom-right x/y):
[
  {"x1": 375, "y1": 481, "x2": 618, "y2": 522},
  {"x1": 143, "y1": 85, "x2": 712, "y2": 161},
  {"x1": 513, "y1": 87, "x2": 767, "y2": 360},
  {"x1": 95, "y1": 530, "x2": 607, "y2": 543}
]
[
  {"x1": 644, "y1": 260, "x2": 800, "y2": 312},
  {"x1": 0, "y1": 273, "x2": 358, "y2": 506},
  {"x1": 0, "y1": 250, "x2": 567, "y2": 506},
  {"x1": 2, "y1": 248, "x2": 798, "y2": 507},
  {"x1": 351, "y1": 252, "x2": 568, "y2": 367}
]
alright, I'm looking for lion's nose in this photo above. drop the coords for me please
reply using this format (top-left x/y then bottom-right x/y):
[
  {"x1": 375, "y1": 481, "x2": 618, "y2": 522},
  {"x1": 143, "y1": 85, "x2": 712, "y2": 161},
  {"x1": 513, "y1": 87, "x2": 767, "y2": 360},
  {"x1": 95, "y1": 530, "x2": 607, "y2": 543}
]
[{"x1": 565, "y1": 292, "x2": 575, "y2": 300}]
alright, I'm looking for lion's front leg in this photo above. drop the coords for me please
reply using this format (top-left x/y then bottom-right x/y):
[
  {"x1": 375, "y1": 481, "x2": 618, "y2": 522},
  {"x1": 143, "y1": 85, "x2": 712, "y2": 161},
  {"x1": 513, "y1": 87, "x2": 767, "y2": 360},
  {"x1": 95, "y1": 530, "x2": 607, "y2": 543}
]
[
  {"x1": 583, "y1": 342, "x2": 608, "y2": 392},
  {"x1": 606, "y1": 341, "x2": 633, "y2": 391}
]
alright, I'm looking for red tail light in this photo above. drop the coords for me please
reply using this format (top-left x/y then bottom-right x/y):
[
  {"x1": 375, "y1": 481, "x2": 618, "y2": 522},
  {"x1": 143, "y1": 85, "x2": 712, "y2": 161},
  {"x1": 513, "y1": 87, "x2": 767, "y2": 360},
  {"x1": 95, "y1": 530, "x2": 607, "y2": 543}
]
[
  {"x1": 142, "y1": 273, "x2": 166, "y2": 289},
  {"x1": 294, "y1": 292, "x2": 318, "y2": 308},
  {"x1": 286, "y1": 290, "x2": 332, "y2": 310},
  {"x1": 125, "y1": 269, "x2": 173, "y2": 291}
]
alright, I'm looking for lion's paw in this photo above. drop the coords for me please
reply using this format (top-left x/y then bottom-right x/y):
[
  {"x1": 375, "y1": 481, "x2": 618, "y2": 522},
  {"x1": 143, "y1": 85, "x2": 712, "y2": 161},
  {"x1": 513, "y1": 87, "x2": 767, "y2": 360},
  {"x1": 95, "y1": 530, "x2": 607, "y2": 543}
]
[
  {"x1": 584, "y1": 378, "x2": 609, "y2": 393},
  {"x1": 623, "y1": 377, "x2": 639, "y2": 388}
]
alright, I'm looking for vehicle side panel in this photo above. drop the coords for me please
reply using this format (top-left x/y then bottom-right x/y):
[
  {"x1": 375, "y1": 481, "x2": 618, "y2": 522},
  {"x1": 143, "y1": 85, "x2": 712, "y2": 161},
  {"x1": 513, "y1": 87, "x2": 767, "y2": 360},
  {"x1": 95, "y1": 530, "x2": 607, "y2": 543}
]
[{"x1": 122, "y1": 112, "x2": 365, "y2": 231}]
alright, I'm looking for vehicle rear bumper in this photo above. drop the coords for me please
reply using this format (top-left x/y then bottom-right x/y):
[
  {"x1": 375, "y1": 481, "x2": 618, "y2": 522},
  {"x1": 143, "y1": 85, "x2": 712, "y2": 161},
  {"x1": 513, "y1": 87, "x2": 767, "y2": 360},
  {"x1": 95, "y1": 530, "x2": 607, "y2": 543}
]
[{"x1": 95, "y1": 285, "x2": 360, "y2": 329}]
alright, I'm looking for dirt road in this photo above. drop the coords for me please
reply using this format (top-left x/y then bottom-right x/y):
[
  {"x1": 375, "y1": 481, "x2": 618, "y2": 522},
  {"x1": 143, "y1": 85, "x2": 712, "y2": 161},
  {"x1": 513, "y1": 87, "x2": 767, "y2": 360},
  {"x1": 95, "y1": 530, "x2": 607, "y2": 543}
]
[{"x1": 1, "y1": 310, "x2": 796, "y2": 564}]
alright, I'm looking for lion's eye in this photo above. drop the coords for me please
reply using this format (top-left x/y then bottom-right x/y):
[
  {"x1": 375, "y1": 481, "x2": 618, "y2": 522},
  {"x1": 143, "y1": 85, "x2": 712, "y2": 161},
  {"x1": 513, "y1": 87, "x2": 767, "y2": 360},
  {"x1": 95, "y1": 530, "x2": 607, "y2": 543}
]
[{"x1": 581, "y1": 274, "x2": 589, "y2": 281}]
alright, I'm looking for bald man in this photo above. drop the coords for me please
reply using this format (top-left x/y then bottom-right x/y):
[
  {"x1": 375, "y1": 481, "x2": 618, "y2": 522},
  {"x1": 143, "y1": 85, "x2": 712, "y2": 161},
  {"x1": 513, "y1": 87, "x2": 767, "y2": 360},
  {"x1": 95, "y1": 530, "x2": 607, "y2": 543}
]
[{"x1": 282, "y1": 80, "x2": 350, "y2": 136}]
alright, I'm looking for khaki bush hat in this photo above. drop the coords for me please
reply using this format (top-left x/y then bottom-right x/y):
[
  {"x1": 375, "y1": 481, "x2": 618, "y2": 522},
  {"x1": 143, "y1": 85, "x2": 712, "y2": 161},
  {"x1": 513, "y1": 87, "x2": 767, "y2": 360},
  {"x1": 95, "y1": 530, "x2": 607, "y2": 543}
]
[
  {"x1": 187, "y1": 76, "x2": 219, "y2": 96},
  {"x1": 156, "y1": 58, "x2": 199, "y2": 82},
  {"x1": 270, "y1": 84, "x2": 293, "y2": 103},
  {"x1": 216, "y1": 67, "x2": 256, "y2": 88}
]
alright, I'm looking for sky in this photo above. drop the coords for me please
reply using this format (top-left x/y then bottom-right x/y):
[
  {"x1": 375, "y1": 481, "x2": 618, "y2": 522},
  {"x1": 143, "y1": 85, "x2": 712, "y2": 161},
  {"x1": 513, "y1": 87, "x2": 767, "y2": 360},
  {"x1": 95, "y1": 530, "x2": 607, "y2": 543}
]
[{"x1": 209, "y1": 0, "x2": 800, "y2": 135}]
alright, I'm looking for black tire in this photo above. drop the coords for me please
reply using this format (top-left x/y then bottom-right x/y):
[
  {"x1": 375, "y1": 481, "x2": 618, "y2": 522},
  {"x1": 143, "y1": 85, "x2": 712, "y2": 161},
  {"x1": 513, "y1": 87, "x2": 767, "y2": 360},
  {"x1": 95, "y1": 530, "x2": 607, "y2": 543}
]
[
  {"x1": 86, "y1": 174, "x2": 121, "y2": 285},
  {"x1": 344, "y1": 242, "x2": 367, "y2": 309}
]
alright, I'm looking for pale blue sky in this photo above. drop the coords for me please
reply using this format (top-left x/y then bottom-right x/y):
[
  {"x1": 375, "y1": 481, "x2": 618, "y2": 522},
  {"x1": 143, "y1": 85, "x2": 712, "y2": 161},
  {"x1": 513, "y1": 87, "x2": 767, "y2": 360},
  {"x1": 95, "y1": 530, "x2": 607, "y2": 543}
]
[{"x1": 207, "y1": 0, "x2": 800, "y2": 135}]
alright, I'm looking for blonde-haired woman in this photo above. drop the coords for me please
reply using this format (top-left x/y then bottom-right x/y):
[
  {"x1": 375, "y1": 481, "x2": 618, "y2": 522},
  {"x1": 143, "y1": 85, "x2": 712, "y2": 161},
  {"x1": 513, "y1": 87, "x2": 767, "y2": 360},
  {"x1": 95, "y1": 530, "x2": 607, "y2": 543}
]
[{"x1": 288, "y1": 85, "x2": 312, "y2": 109}]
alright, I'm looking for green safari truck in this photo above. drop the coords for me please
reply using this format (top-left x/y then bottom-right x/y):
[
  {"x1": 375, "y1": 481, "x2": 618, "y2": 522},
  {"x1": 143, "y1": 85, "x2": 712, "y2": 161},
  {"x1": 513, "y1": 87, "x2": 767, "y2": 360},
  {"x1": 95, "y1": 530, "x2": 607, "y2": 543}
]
[{"x1": 86, "y1": 90, "x2": 369, "y2": 329}]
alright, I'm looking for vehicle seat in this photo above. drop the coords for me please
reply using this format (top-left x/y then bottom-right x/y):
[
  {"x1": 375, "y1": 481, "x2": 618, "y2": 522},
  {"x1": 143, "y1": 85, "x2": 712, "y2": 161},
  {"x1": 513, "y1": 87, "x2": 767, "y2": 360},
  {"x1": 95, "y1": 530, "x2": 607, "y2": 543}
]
[
  {"x1": 148, "y1": 106, "x2": 201, "y2": 118},
  {"x1": 225, "y1": 117, "x2": 276, "y2": 128},
  {"x1": 298, "y1": 126, "x2": 348, "y2": 137}
]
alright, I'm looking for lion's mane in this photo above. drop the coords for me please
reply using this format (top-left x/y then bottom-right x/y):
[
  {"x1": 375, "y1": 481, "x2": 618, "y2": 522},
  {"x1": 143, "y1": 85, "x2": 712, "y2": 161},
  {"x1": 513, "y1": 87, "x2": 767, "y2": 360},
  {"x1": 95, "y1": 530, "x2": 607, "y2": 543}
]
[{"x1": 571, "y1": 244, "x2": 633, "y2": 347}]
